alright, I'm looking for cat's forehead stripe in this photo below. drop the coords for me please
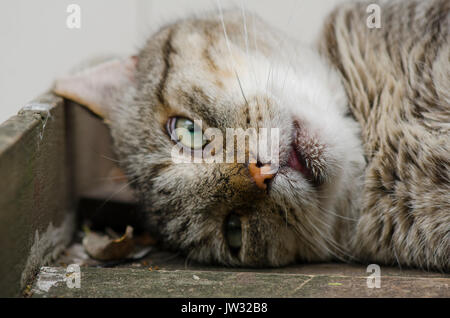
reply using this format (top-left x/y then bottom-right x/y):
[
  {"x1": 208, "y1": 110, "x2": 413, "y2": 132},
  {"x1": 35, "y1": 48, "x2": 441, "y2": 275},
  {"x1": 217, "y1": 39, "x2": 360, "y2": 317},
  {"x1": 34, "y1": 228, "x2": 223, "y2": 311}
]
[{"x1": 155, "y1": 27, "x2": 176, "y2": 108}]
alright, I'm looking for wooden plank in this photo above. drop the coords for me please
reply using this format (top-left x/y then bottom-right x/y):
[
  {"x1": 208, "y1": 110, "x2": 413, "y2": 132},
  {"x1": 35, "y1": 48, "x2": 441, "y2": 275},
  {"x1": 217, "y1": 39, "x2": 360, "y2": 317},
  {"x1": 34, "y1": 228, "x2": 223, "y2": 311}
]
[
  {"x1": 0, "y1": 93, "x2": 75, "y2": 297},
  {"x1": 30, "y1": 266, "x2": 450, "y2": 298}
]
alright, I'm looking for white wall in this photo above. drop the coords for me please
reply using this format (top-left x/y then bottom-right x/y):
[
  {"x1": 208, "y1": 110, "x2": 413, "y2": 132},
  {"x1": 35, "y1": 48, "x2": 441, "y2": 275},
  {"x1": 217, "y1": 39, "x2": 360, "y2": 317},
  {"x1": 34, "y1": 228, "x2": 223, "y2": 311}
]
[{"x1": 0, "y1": 0, "x2": 347, "y2": 123}]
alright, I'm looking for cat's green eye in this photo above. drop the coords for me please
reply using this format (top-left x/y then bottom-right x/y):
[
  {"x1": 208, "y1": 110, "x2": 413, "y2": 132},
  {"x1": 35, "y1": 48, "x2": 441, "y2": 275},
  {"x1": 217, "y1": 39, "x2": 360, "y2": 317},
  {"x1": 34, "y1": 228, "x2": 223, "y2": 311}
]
[
  {"x1": 167, "y1": 117, "x2": 207, "y2": 150},
  {"x1": 225, "y1": 214, "x2": 242, "y2": 253}
]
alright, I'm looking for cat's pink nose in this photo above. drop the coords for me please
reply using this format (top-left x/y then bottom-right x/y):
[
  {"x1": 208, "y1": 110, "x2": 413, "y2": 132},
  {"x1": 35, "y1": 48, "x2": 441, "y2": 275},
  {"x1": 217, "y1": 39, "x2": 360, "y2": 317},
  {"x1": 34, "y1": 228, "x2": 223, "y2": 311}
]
[{"x1": 249, "y1": 162, "x2": 275, "y2": 191}]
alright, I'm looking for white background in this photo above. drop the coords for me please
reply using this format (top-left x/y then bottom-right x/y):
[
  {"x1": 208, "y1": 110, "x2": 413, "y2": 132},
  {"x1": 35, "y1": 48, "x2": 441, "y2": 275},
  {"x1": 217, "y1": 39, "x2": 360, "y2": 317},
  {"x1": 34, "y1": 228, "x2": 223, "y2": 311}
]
[{"x1": 0, "y1": 0, "x2": 350, "y2": 123}]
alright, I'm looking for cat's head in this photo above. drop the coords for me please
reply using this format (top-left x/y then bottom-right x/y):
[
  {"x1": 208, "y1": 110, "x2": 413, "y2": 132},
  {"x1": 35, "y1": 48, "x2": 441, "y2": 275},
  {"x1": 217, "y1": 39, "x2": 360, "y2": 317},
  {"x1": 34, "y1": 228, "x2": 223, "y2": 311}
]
[{"x1": 55, "y1": 11, "x2": 365, "y2": 267}]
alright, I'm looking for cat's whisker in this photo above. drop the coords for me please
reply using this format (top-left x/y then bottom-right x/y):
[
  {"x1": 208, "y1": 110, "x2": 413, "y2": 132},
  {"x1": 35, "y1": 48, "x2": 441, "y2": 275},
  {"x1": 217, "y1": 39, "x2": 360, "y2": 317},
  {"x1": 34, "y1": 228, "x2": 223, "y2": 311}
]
[
  {"x1": 280, "y1": 55, "x2": 293, "y2": 95},
  {"x1": 235, "y1": 71, "x2": 250, "y2": 108},
  {"x1": 240, "y1": 0, "x2": 259, "y2": 102},
  {"x1": 280, "y1": 3, "x2": 301, "y2": 95},
  {"x1": 81, "y1": 174, "x2": 142, "y2": 223},
  {"x1": 294, "y1": 205, "x2": 356, "y2": 262},
  {"x1": 97, "y1": 174, "x2": 143, "y2": 209},
  {"x1": 291, "y1": 219, "x2": 342, "y2": 262},
  {"x1": 100, "y1": 154, "x2": 123, "y2": 163},
  {"x1": 315, "y1": 204, "x2": 359, "y2": 222},
  {"x1": 239, "y1": 0, "x2": 250, "y2": 60},
  {"x1": 265, "y1": 64, "x2": 273, "y2": 94},
  {"x1": 306, "y1": 226, "x2": 353, "y2": 262},
  {"x1": 215, "y1": 0, "x2": 236, "y2": 72},
  {"x1": 277, "y1": 194, "x2": 338, "y2": 260},
  {"x1": 215, "y1": 0, "x2": 251, "y2": 112}
]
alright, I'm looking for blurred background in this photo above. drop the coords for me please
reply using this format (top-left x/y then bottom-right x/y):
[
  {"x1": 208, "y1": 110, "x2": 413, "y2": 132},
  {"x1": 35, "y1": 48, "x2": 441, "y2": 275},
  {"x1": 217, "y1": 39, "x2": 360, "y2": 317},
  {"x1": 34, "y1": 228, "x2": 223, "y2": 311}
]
[{"x1": 0, "y1": 0, "x2": 350, "y2": 122}]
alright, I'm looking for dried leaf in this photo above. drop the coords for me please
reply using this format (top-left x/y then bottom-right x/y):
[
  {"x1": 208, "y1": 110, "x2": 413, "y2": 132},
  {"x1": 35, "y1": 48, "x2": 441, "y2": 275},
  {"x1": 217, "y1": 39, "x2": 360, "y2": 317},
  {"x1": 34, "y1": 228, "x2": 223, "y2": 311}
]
[{"x1": 83, "y1": 226, "x2": 134, "y2": 261}]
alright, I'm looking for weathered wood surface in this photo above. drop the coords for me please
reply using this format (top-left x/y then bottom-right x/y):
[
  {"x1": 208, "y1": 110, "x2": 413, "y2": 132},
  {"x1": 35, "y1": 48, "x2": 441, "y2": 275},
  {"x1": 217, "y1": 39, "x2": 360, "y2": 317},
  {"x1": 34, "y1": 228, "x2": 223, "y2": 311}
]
[
  {"x1": 31, "y1": 261, "x2": 450, "y2": 298},
  {"x1": 0, "y1": 93, "x2": 75, "y2": 297},
  {"x1": 30, "y1": 243, "x2": 447, "y2": 298},
  {"x1": 0, "y1": 93, "x2": 137, "y2": 297}
]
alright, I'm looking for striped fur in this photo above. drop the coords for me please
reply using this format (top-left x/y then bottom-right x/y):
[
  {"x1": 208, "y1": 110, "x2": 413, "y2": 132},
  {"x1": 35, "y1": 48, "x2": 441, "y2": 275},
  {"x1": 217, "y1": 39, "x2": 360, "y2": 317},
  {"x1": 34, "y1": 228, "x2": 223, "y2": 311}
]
[{"x1": 319, "y1": 0, "x2": 449, "y2": 271}]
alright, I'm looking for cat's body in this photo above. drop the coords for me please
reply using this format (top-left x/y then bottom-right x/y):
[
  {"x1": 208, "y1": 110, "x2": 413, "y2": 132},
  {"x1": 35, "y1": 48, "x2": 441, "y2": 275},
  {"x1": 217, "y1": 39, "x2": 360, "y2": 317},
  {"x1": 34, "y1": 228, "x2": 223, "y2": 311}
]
[
  {"x1": 55, "y1": 0, "x2": 449, "y2": 271},
  {"x1": 320, "y1": 0, "x2": 450, "y2": 271}
]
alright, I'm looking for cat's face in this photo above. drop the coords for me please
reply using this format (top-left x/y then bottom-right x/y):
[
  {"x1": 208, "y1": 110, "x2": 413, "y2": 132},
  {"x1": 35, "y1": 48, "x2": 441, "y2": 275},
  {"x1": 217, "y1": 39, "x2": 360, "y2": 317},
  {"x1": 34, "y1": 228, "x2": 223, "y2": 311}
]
[{"x1": 74, "y1": 12, "x2": 365, "y2": 267}]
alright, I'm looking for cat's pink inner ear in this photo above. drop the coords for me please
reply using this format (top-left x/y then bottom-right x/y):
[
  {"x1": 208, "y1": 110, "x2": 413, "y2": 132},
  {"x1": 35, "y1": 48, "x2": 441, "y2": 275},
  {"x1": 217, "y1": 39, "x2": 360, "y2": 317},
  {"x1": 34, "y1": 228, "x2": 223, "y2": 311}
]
[{"x1": 53, "y1": 56, "x2": 137, "y2": 120}]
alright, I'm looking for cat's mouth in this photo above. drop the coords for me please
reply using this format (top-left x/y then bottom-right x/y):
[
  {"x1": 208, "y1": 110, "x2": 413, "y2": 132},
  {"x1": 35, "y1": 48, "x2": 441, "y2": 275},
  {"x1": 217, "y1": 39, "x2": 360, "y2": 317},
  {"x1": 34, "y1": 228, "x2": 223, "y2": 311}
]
[
  {"x1": 288, "y1": 147, "x2": 312, "y2": 180},
  {"x1": 287, "y1": 120, "x2": 326, "y2": 186}
]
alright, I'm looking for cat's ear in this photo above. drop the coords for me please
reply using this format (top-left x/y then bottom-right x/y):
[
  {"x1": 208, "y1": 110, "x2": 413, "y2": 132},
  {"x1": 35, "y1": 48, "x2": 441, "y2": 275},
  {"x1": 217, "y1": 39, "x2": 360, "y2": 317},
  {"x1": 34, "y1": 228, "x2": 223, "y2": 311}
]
[{"x1": 53, "y1": 56, "x2": 138, "y2": 121}]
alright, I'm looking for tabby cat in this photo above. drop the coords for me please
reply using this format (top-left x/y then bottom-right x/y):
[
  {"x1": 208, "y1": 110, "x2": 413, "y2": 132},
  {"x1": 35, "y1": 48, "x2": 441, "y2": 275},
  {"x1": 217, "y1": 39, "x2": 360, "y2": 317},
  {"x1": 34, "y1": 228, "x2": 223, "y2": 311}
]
[{"x1": 55, "y1": 0, "x2": 449, "y2": 271}]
